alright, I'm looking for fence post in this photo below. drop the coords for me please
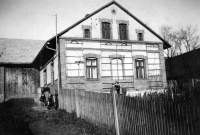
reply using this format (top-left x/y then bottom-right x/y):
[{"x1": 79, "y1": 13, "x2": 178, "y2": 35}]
[
  {"x1": 112, "y1": 91, "x2": 120, "y2": 135},
  {"x1": 75, "y1": 89, "x2": 80, "y2": 117}
]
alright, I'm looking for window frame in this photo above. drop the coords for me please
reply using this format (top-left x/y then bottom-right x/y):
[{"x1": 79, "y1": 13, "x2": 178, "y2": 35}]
[
  {"x1": 102, "y1": 22, "x2": 111, "y2": 39},
  {"x1": 43, "y1": 69, "x2": 47, "y2": 85},
  {"x1": 116, "y1": 20, "x2": 129, "y2": 40},
  {"x1": 111, "y1": 58, "x2": 124, "y2": 80},
  {"x1": 133, "y1": 55, "x2": 148, "y2": 79},
  {"x1": 138, "y1": 33, "x2": 144, "y2": 41},
  {"x1": 135, "y1": 58, "x2": 145, "y2": 78},
  {"x1": 135, "y1": 29, "x2": 145, "y2": 41},
  {"x1": 84, "y1": 53, "x2": 101, "y2": 81},
  {"x1": 82, "y1": 25, "x2": 92, "y2": 38},
  {"x1": 99, "y1": 18, "x2": 113, "y2": 39},
  {"x1": 86, "y1": 57, "x2": 98, "y2": 79},
  {"x1": 84, "y1": 29, "x2": 90, "y2": 38},
  {"x1": 119, "y1": 23, "x2": 128, "y2": 40}
]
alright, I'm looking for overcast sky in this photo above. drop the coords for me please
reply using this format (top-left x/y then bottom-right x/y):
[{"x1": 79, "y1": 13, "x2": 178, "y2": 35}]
[{"x1": 0, "y1": 0, "x2": 199, "y2": 40}]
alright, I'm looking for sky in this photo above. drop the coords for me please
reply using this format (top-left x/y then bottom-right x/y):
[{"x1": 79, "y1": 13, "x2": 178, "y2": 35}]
[{"x1": 0, "y1": 0, "x2": 200, "y2": 41}]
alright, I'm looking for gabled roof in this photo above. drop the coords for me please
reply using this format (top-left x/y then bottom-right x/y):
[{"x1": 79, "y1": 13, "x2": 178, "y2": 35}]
[
  {"x1": 0, "y1": 38, "x2": 45, "y2": 64},
  {"x1": 46, "y1": 0, "x2": 171, "y2": 49}
]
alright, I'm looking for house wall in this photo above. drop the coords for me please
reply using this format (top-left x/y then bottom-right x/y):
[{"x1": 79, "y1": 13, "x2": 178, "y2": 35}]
[
  {"x1": 57, "y1": 39, "x2": 165, "y2": 92},
  {"x1": 4, "y1": 67, "x2": 40, "y2": 100},
  {"x1": 40, "y1": 56, "x2": 59, "y2": 94},
  {"x1": 40, "y1": 3, "x2": 168, "y2": 92}
]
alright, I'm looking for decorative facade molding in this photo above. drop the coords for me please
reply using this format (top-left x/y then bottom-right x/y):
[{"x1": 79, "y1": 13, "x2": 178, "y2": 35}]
[
  {"x1": 132, "y1": 55, "x2": 148, "y2": 79},
  {"x1": 135, "y1": 29, "x2": 145, "y2": 34},
  {"x1": 83, "y1": 53, "x2": 101, "y2": 59},
  {"x1": 82, "y1": 25, "x2": 92, "y2": 38},
  {"x1": 116, "y1": 20, "x2": 129, "y2": 25},
  {"x1": 109, "y1": 54, "x2": 125, "y2": 60},
  {"x1": 132, "y1": 55, "x2": 147, "y2": 60},
  {"x1": 82, "y1": 25, "x2": 92, "y2": 30},
  {"x1": 116, "y1": 20, "x2": 129, "y2": 40},
  {"x1": 83, "y1": 53, "x2": 101, "y2": 80},
  {"x1": 99, "y1": 18, "x2": 113, "y2": 24},
  {"x1": 99, "y1": 18, "x2": 113, "y2": 39}
]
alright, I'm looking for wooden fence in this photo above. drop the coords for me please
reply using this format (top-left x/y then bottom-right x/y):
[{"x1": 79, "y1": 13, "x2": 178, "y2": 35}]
[{"x1": 60, "y1": 89, "x2": 200, "y2": 135}]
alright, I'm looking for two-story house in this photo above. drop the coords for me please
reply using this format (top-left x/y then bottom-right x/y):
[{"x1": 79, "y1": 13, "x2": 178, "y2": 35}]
[{"x1": 34, "y1": 1, "x2": 171, "y2": 94}]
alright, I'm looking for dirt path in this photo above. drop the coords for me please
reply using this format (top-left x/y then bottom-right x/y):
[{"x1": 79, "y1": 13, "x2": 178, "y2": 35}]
[{"x1": 0, "y1": 98, "x2": 114, "y2": 135}]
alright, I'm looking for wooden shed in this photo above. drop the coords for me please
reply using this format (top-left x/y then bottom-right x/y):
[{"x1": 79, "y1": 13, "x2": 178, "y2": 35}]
[{"x1": 0, "y1": 38, "x2": 45, "y2": 102}]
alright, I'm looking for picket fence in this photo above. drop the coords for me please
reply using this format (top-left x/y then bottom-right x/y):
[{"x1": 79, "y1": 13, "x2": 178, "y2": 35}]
[{"x1": 59, "y1": 89, "x2": 200, "y2": 135}]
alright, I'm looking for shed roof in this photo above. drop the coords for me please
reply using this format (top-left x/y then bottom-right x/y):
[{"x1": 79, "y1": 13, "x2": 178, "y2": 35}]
[{"x1": 0, "y1": 38, "x2": 45, "y2": 64}]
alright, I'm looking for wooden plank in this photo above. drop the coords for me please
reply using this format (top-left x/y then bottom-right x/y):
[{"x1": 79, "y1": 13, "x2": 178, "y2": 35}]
[
  {"x1": 174, "y1": 103, "x2": 179, "y2": 135},
  {"x1": 159, "y1": 102, "x2": 165, "y2": 135},
  {"x1": 121, "y1": 95, "x2": 126, "y2": 134},
  {"x1": 130, "y1": 97, "x2": 136, "y2": 135},
  {"x1": 142, "y1": 99, "x2": 147, "y2": 135},
  {"x1": 104, "y1": 93, "x2": 109, "y2": 127},
  {"x1": 186, "y1": 105, "x2": 191, "y2": 135}
]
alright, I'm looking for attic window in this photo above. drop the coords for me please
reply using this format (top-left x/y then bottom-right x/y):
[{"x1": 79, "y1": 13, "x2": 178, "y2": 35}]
[
  {"x1": 138, "y1": 33, "x2": 144, "y2": 41},
  {"x1": 119, "y1": 23, "x2": 128, "y2": 40},
  {"x1": 84, "y1": 29, "x2": 90, "y2": 38},
  {"x1": 99, "y1": 18, "x2": 113, "y2": 39},
  {"x1": 82, "y1": 25, "x2": 92, "y2": 38},
  {"x1": 136, "y1": 29, "x2": 144, "y2": 41},
  {"x1": 116, "y1": 20, "x2": 129, "y2": 40},
  {"x1": 102, "y1": 22, "x2": 111, "y2": 39}
]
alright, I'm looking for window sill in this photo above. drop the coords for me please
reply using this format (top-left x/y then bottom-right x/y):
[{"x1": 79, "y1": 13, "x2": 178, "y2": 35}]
[
  {"x1": 86, "y1": 79, "x2": 100, "y2": 81},
  {"x1": 135, "y1": 78, "x2": 148, "y2": 80}
]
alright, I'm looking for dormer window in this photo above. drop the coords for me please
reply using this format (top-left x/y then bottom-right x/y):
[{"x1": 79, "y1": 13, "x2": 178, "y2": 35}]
[{"x1": 82, "y1": 25, "x2": 92, "y2": 38}]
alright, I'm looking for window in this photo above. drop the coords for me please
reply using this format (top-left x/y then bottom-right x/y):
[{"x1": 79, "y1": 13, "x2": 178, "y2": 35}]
[
  {"x1": 138, "y1": 33, "x2": 144, "y2": 41},
  {"x1": 84, "y1": 29, "x2": 90, "y2": 38},
  {"x1": 86, "y1": 58, "x2": 98, "y2": 79},
  {"x1": 111, "y1": 58, "x2": 123, "y2": 80},
  {"x1": 43, "y1": 69, "x2": 47, "y2": 85},
  {"x1": 102, "y1": 22, "x2": 111, "y2": 39},
  {"x1": 135, "y1": 58, "x2": 145, "y2": 78},
  {"x1": 119, "y1": 23, "x2": 128, "y2": 40}
]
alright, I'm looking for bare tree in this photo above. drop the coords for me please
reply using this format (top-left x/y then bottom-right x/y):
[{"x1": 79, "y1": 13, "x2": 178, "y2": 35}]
[
  {"x1": 160, "y1": 25, "x2": 200, "y2": 57},
  {"x1": 162, "y1": 25, "x2": 200, "y2": 102},
  {"x1": 160, "y1": 26, "x2": 179, "y2": 57},
  {"x1": 178, "y1": 26, "x2": 199, "y2": 52}
]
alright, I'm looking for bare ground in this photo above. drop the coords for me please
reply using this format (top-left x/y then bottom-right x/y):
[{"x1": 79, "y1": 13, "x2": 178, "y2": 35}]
[{"x1": 0, "y1": 98, "x2": 115, "y2": 135}]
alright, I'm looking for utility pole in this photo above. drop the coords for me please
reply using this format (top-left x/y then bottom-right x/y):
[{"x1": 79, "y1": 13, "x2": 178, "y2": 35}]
[
  {"x1": 45, "y1": 14, "x2": 61, "y2": 108},
  {"x1": 55, "y1": 14, "x2": 62, "y2": 108}
]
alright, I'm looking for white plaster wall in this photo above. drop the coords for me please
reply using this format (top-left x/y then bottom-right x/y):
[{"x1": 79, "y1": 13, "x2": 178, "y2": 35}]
[
  {"x1": 47, "y1": 63, "x2": 51, "y2": 84},
  {"x1": 54, "y1": 56, "x2": 58, "y2": 80},
  {"x1": 40, "y1": 70, "x2": 44, "y2": 87},
  {"x1": 63, "y1": 4, "x2": 162, "y2": 42}
]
